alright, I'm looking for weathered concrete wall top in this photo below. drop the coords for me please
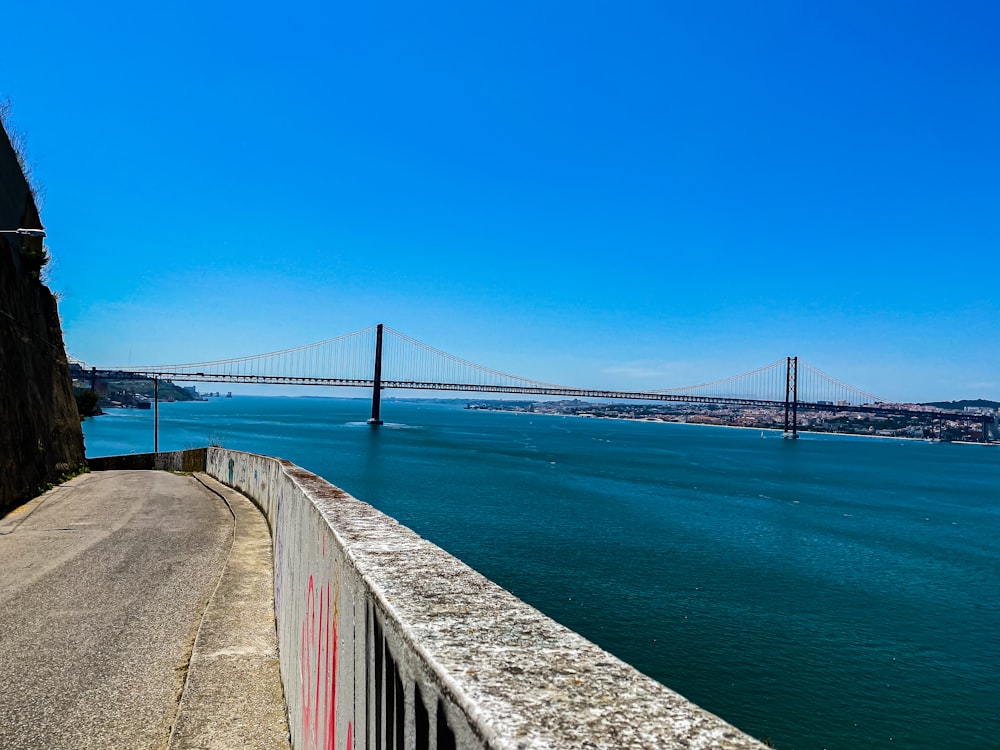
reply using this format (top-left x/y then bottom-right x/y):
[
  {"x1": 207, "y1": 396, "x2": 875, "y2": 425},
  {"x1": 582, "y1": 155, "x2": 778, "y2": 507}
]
[{"x1": 206, "y1": 447, "x2": 767, "y2": 750}]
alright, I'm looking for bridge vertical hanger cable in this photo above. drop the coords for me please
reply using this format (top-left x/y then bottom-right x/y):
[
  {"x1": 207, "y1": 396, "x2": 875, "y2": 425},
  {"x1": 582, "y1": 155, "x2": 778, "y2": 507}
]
[
  {"x1": 796, "y1": 361, "x2": 885, "y2": 406},
  {"x1": 380, "y1": 326, "x2": 567, "y2": 390},
  {"x1": 654, "y1": 359, "x2": 787, "y2": 401}
]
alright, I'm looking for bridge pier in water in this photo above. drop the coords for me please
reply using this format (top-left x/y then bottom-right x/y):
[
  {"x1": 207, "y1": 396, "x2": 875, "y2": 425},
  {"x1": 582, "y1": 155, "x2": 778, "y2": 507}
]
[{"x1": 367, "y1": 323, "x2": 384, "y2": 426}]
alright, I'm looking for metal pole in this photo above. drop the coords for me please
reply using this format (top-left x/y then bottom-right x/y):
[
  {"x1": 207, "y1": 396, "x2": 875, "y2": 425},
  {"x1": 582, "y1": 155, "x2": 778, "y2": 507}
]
[
  {"x1": 154, "y1": 377, "x2": 159, "y2": 452},
  {"x1": 368, "y1": 324, "x2": 384, "y2": 426}
]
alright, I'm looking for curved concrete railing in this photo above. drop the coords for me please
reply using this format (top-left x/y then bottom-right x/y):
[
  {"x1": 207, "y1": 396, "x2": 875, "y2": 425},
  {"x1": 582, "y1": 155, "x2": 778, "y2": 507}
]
[{"x1": 205, "y1": 447, "x2": 766, "y2": 750}]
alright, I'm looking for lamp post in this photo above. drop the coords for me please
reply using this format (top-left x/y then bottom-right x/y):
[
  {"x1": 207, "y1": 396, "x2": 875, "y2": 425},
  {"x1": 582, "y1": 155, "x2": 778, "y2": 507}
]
[
  {"x1": 0, "y1": 227, "x2": 46, "y2": 237},
  {"x1": 154, "y1": 378, "x2": 159, "y2": 453}
]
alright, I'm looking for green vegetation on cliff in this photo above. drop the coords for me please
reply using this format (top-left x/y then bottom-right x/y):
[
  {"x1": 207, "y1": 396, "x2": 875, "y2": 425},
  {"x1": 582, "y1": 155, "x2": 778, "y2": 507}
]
[{"x1": 74, "y1": 388, "x2": 102, "y2": 418}]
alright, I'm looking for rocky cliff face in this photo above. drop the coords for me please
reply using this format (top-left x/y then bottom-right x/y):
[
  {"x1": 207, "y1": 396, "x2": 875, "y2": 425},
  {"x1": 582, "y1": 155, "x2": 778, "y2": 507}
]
[{"x1": 0, "y1": 122, "x2": 85, "y2": 512}]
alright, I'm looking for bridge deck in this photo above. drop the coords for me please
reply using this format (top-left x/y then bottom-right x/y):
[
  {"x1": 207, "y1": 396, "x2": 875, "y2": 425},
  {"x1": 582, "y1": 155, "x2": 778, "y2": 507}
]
[{"x1": 86, "y1": 368, "x2": 991, "y2": 424}]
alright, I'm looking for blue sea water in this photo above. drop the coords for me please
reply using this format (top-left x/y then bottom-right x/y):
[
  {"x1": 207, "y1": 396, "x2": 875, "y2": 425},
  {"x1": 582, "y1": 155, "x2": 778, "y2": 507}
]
[{"x1": 83, "y1": 396, "x2": 1000, "y2": 750}]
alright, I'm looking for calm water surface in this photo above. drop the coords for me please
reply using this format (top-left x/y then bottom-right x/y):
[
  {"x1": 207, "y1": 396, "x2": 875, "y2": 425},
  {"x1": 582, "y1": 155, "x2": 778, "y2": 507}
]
[{"x1": 83, "y1": 397, "x2": 1000, "y2": 750}]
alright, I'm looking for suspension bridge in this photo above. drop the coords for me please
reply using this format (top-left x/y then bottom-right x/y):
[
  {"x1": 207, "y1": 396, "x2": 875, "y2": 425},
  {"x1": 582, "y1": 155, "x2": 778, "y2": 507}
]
[{"x1": 75, "y1": 323, "x2": 993, "y2": 439}]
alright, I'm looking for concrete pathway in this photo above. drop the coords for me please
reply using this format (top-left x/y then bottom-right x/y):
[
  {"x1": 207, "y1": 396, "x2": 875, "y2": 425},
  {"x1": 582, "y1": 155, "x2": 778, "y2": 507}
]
[{"x1": 0, "y1": 470, "x2": 290, "y2": 750}]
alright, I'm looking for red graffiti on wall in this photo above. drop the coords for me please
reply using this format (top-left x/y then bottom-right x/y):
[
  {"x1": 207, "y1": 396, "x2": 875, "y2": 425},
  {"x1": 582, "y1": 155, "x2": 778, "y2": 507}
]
[{"x1": 300, "y1": 574, "x2": 353, "y2": 749}]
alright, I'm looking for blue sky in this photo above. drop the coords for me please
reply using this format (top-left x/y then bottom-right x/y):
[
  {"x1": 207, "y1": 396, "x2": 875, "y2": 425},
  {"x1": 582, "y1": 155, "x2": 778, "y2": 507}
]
[{"x1": 2, "y1": 1, "x2": 998, "y2": 402}]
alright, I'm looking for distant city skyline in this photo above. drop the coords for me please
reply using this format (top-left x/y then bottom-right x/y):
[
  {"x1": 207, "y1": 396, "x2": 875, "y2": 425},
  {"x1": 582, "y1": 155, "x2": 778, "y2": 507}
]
[{"x1": 3, "y1": 1, "x2": 998, "y2": 402}]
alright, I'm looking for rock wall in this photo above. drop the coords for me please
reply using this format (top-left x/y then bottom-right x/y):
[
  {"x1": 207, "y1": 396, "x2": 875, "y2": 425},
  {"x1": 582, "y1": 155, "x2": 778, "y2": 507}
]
[{"x1": 0, "y1": 121, "x2": 85, "y2": 512}]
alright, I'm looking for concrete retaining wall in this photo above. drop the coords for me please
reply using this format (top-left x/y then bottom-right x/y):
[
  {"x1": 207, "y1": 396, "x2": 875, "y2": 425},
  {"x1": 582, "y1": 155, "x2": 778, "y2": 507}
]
[
  {"x1": 204, "y1": 447, "x2": 766, "y2": 750},
  {"x1": 88, "y1": 448, "x2": 208, "y2": 473}
]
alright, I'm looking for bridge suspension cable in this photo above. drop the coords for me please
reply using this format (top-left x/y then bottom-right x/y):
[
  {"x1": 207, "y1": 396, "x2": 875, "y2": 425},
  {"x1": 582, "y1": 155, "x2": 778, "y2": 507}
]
[
  {"x1": 796, "y1": 361, "x2": 887, "y2": 406},
  {"x1": 653, "y1": 359, "x2": 789, "y2": 401},
  {"x1": 114, "y1": 326, "x2": 379, "y2": 382},
  {"x1": 651, "y1": 358, "x2": 890, "y2": 406},
  {"x1": 381, "y1": 326, "x2": 565, "y2": 389}
]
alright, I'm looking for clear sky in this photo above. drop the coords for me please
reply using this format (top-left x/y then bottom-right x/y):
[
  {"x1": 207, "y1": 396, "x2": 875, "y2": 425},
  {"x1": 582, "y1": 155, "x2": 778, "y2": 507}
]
[{"x1": 2, "y1": 1, "x2": 997, "y2": 402}]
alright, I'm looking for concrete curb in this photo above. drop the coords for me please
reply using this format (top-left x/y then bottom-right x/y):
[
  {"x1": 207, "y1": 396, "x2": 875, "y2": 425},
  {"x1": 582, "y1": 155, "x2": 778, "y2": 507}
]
[{"x1": 167, "y1": 473, "x2": 291, "y2": 750}]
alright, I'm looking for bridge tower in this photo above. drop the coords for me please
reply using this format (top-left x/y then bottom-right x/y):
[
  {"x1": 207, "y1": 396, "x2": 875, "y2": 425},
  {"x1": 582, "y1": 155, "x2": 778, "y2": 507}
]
[
  {"x1": 783, "y1": 356, "x2": 799, "y2": 439},
  {"x1": 367, "y1": 323, "x2": 384, "y2": 426}
]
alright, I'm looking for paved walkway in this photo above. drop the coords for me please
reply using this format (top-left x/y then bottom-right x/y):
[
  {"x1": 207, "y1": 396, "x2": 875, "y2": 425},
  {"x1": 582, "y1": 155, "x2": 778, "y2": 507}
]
[{"x1": 0, "y1": 470, "x2": 290, "y2": 750}]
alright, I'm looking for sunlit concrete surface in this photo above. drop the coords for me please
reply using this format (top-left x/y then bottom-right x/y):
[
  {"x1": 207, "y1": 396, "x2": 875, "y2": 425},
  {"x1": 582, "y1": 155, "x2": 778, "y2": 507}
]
[{"x1": 0, "y1": 470, "x2": 289, "y2": 750}]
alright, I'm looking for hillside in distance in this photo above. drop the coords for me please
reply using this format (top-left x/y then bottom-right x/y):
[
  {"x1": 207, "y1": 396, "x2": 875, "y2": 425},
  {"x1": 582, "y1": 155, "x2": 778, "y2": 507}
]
[{"x1": 923, "y1": 399, "x2": 999, "y2": 410}]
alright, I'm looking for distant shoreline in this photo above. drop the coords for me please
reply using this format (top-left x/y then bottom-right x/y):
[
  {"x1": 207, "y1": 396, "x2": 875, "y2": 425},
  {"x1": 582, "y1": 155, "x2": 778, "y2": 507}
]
[
  {"x1": 465, "y1": 405, "x2": 998, "y2": 444},
  {"x1": 104, "y1": 395, "x2": 995, "y2": 445}
]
